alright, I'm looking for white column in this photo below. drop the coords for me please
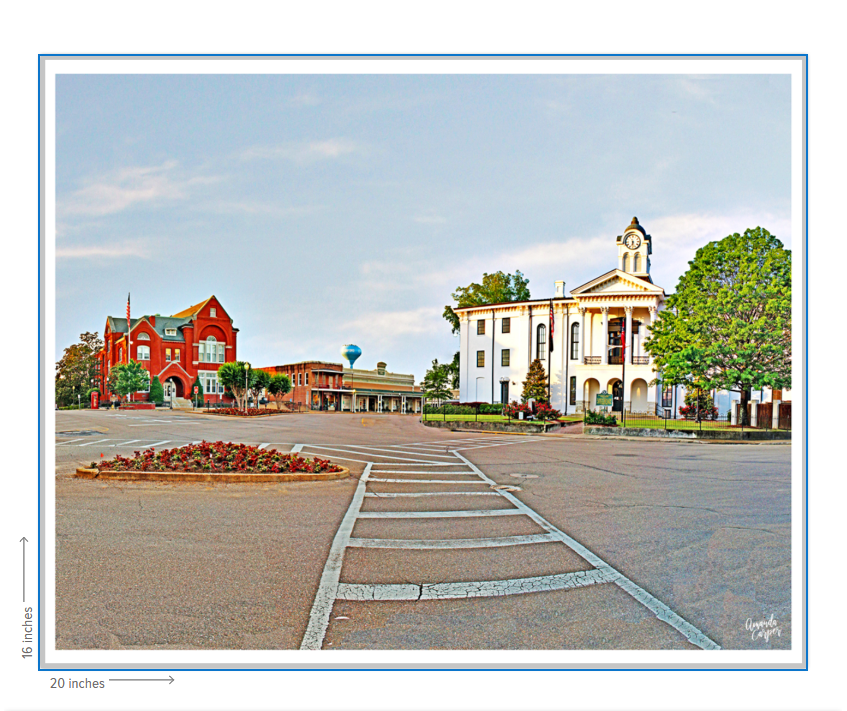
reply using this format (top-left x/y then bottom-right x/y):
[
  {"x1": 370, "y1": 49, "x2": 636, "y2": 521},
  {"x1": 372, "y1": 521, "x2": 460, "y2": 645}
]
[
  {"x1": 648, "y1": 306, "x2": 658, "y2": 364},
  {"x1": 772, "y1": 400, "x2": 781, "y2": 429},
  {"x1": 579, "y1": 308, "x2": 586, "y2": 364},
  {"x1": 601, "y1": 307, "x2": 609, "y2": 365},
  {"x1": 750, "y1": 399, "x2": 759, "y2": 427},
  {"x1": 625, "y1": 306, "x2": 633, "y2": 366}
]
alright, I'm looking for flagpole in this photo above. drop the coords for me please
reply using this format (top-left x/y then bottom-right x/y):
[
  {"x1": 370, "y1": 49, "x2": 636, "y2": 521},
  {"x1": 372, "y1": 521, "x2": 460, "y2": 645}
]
[
  {"x1": 621, "y1": 317, "x2": 626, "y2": 426},
  {"x1": 547, "y1": 300, "x2": 553, "y2": 402}
]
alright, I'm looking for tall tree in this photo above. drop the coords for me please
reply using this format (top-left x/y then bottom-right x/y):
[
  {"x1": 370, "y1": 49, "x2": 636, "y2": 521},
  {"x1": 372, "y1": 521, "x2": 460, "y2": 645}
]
[
  {"x1": 107, "y1": 360, "x2": 150, "y2": 403},
  {"x1": 249, "y1": 369, "x2": 271, "y2": 408},
  {"x1": 645, "y1": 227, "x2": 791, "y2": 419},
  {"x1": 55, "y1": 331, "x2": 103, "y2": 407},
  {"x1": 443, "y1": 270, "x2": 530, "y2": 334},
  {"x1": 218, "y1": 361, "x2": 253, "y2": 409},
  {"x1": 422, "y1": 360, "x2": 453, "y2": 405},
  {"x1": 267, "y1": 373, "x2": 293, "y2": 410},
  {"x1": 521, "y1": 359, "x2": 549, "y2": 405}
]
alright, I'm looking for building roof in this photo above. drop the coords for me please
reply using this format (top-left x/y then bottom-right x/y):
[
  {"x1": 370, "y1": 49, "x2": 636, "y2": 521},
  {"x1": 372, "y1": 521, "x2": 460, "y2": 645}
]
[
  {"x1": 106, "y1": 315, "x2": 193, "y2": 342},
  {"x1": 171, "y1": 296, "x2": 214, "y2": 319}
]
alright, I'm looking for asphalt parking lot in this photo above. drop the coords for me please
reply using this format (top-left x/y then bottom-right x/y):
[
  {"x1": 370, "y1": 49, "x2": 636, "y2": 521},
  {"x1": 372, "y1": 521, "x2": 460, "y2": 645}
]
[{"x1": 54, "y1": 408, "x2": 792, "y2": 652}]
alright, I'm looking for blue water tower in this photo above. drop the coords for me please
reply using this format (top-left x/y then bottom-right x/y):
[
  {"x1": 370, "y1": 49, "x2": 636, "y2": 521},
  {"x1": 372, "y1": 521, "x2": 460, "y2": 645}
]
[{"x1": 341, "y1": 344, "x2": 362, "y2": 369}]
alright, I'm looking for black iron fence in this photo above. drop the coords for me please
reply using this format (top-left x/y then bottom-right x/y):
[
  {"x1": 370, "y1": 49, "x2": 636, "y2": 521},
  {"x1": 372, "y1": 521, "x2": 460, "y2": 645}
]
[{"x1": 584, "y1": 401, "x2": 792, "y2": 432}]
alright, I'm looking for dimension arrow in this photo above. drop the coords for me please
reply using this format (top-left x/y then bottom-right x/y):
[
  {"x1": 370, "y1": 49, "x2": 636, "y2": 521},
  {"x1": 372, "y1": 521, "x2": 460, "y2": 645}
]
[
  {"x1": 20, "y1": 537, "x2": 27, "y2": 602},
  {"x1": 109, "y1": 676, "x2": 174, "y2": 684}
]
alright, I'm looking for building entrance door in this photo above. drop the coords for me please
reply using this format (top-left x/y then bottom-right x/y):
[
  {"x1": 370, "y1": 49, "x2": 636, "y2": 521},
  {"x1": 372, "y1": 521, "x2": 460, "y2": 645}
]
[
  {"x1": 500, "y1": 381, "x2": 509, "y2": 404},
  {"x1": 612, "y1": 380, "x2": 623, "y2": 412},
  {"x1": 164, "y1": 381, "x2": 175, "y2": 402}
]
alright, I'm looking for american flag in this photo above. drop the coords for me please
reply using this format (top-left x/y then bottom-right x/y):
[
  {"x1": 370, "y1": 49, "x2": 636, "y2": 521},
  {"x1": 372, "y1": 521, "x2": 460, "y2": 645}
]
[{"x1": 549, "y1": 300, "x2": 554, "y2": 352}]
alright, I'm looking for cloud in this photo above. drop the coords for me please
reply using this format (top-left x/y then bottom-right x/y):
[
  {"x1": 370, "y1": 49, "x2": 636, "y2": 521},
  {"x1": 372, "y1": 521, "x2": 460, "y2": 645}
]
[
  {"x1": 413, "y1": 212, "x2": 447, "y2": 225},
  {"x1": 56, "y1": 242, "x2": 150, "y2": 260},
  {"x1": 239, "y1": 138, "x2": 365, "y2": 163},
  {"x1": 59, "y1": 160, "x2": 220, "y2": 217},
  {"x1": 208, "y1": 200, "x2": 324, "y2": 217}
]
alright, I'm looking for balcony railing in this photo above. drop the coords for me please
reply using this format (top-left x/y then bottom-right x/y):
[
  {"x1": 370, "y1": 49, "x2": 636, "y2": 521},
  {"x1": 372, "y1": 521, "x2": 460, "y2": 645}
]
[
  {"x1": 609, "y1": 356, "x2": 624, "y2": 365},
  {"x1": 632, "y1": 355, "x2": 650, "y2": 365},
  {"x1": 583, "y1": 356, "x2": 601, "y2": 365}
]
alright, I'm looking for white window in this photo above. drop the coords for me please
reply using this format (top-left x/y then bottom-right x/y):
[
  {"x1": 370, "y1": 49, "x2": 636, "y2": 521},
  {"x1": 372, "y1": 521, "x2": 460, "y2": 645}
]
[
  {"x1": 199, "y1": 370, "x2": 221, "y2": 395},
  {"x1": 137, "y1": 345, "x2": 150, "y2": 361},
  {"x1": 199, "y1": 336, "x2": 225, "y2": 363},
  {"x1": 137, "y1": 332, "x2": 150, "y2": 340},
  {"x1": 175, "y1": 348, "x2": 180, "y2": 362},
  {"x1": 165, "y1": 348, "x2": 171, "y2": 362},
  {"x1": 210, "y1": 308, "x2": 217, "y2": 317},
  {"x1": 165, "y1": 328, "x2": 177, "y2": 336}
]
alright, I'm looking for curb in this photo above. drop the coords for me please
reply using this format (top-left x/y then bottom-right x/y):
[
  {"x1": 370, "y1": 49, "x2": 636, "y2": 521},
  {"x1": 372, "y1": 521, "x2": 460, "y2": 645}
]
[{"x1": 74, "y1": 465, "x2": 350, "y2": 484}]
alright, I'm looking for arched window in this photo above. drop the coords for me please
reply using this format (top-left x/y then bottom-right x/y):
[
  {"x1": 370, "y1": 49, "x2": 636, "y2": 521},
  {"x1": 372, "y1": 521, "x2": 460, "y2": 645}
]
[
  {"x1": 570, "y1": 322, "x2": 580, "y2": 360},
  {"x1": 137, "y1": 345, "x2": 150, "y2": 361},
  {"x1": 622, "y1": 253, "x2": 629, "y2": 272},
  {"x1": 633, "y1": 253, "x2": 641, "y2": 272},
  {"x1": 136, "y1": 332, "x2": 150, "y2": 340},
  {"x1": 536, "y1": 324, "x2": 547, "y2": 361},
  {"x1": 199, "y1": 335, "x2": 225, "y2": 363}
]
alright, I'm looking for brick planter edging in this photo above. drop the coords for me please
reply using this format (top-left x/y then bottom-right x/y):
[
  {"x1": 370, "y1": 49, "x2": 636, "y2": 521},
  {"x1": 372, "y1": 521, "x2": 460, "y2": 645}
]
[
  {"x1": 422, "y1": 419, "x2": 562, "y2": 434},
  {"x1": 585, "y1": 426, "x2": 791, "y2": 441},
  {"x1": 75, "y1": 465, "x2": 350, "y2": 484}
]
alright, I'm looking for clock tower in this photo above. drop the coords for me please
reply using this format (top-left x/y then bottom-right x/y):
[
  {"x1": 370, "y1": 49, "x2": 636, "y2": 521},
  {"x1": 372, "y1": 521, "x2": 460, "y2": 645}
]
[{"x1": 617, "y1": 216, "x2": 652, "y2": 280}]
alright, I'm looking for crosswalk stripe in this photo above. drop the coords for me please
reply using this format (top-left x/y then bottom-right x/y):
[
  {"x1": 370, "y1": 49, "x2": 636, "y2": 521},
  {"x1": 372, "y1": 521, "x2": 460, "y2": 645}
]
[
  {"x1": 347, "y1": 533, "x2": 558, "y2": 549},
  {"x1": 357, "y1": 509, "x2": 522, "y2": 519}
]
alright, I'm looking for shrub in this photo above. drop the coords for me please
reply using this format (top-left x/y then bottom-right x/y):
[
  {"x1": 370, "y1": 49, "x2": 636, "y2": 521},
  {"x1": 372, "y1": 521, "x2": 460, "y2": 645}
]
[
  {"x1": 535, "y1": 402, "x2": 562, "y2": 421},
  {"x1": 585, "y1": 410, "x2": 618, "y2": 426},
  {"x1": 678, "y1": 404, "x2": 718, "y2": 419},
  {"x1": 149, "y1": 376, "x2": 164, "y2": 406},
  {"x1": 504, "y1": 401, "x2": 532, "y2": 418}
]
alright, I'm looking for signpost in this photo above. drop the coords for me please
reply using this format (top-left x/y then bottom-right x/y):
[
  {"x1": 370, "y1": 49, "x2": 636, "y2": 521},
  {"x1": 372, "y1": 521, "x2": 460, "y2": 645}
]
[
  {"x1": 194, "y1": 385, "x2": 198, "y2": 409},
  {"x1": 596, "y1": 390, "x2": 613, "y2": 409}
]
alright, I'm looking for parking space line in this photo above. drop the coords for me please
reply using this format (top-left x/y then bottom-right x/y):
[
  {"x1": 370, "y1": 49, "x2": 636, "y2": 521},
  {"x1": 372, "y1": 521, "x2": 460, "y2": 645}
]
[
  {"x1": 347, "y1": 533, "x2": 557, "y2": 549},
  {"x1": 56, "y1": 438, "x2": 84, "y2": 445},
  {"x1": 337, "y1": 569, "x2": 617, "y2": 601},
  {"x1": 147, "y1": 440, "x2": 172, "y2": 448},
  {"x1": 452, "y1": 450, "x2": 721, "y2": 650},
  {"x1": 80, "y1": 439, "x2": 112, "y2": 446}
]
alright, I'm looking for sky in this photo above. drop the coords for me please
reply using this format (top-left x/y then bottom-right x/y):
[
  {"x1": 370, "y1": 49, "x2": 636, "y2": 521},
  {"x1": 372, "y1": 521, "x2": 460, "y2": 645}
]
[{"x1": 55, "y1": 72, "x2": 791, "y2": 379}]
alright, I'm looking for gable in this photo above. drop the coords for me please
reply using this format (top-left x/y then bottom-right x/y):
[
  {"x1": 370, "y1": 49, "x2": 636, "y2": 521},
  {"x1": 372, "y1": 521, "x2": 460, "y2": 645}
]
[{"x1": 571, "y1": 269, "x2": 663, "y2": 296}]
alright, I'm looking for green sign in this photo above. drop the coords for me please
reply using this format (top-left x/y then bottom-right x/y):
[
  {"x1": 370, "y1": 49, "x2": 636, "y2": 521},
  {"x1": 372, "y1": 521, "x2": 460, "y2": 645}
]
[{"x1": 595, "y1": 391, "x2": 613, "y2": 406}]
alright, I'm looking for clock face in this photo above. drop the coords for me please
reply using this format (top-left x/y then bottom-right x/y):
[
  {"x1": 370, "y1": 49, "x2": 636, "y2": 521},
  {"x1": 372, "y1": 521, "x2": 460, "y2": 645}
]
[{"x1": 625, "y1": 233, "x2": 642, "y2": 249}]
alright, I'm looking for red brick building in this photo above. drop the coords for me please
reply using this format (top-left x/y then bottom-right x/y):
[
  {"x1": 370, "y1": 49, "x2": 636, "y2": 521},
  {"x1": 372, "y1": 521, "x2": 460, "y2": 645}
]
[
  {"x1": 96, "y1": 296, "x2": 238, "y2": 404},
  {"x1": 258, "y1": 361, "x2": 345, "y2": 410}
]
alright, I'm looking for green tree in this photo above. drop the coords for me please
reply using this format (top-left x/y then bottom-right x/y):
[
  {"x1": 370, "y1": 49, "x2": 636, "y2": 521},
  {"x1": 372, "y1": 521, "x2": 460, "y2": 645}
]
[
  {"x1": 521, "y1": 359, "x2": 549, "y2": 404},
  {"x1": 218, "y1": 361, "x2": 252, "y2": 409},
  {"x1": 107, "y1": 360, "x2": 150, "y2": 403},
  {"x1": 443, "y1": 270, "x2": 530, "y2": 335},
  {"x1": 250, "y1": 369, "x2": 271, "y2": 408},
  {"x1": 448, "y1": 351, "x2": 460, "y2": 389},
  {"x1": 149, "y1": 376, "x2": 164, "y2": 406},
  {"x1": 645, "y1": 227, "x2": 791, "y2": 420},
  {"x1": 267, "y1": 373, "x2": 293, "y2": 410},
  {"x1": 422, "y1": 360, "x2": 453, "y2": 405},
  {"x1": 55, "y1": 331, "x2": 103, "y2": 407}
]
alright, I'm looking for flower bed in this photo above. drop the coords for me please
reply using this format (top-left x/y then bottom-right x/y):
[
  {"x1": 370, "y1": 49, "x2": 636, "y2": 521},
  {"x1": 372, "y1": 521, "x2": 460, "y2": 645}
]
[
  {"x1": 203, "y1": 407, "x2": 283, "y2": 417},
  {"x1": 93, "y1": 441, "x2": 343, "y2": 474}
]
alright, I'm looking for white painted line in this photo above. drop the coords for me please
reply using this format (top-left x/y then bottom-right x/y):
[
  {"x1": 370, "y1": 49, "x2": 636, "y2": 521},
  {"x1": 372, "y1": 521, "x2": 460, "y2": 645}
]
[
  {"x1": 300, "y1": 463, "x2": 373, "y2": 651},
  {"x1": 364, "y1": 492, "x2": 501, "y2": 498},
  {"x1": 343, "y1": 445, "x2": 458, "y2": 459},
  {"x1": 291, "y1": 444, "x2": 304, "y2": 453},
  {"x1": 357, "y1": 509, "x2": 522, "y2": 519},
  {"x1": 56, "y1": 438, "x2": 84, "y2": 445},
  {"x1": 452, "y1": 451, "x2": 721, "y2": 650},
  {"x1": 105, "y1": 439, "x2": 143, "y2": 447},
  {"x1": 80, "y1": 439, "x2": 112, "y2": 446},
  {"x1": 300, "y1": 444, "x2": 449, "y2": 464},
  {"x1": 147, "y1": 440, "x2": 172, "y2": 448},
  {"x1": 337, "y1": 568, "x2": 616, "y2": 601},
  {"x1": 368, "y1": 478, "x2": 490, "y2": 485},
  {"x1": 347, "y1": 533, "x2": 557, "y2": 549},
  {"x1": 368, "y1": 470, "x2": 478, "y2": 475},
  {"x1": 258, "y1": 443, "x2": 270, "y2": 449},
  {"x1": 298, "y1": 453, "x2": 376, "y2": 465}
]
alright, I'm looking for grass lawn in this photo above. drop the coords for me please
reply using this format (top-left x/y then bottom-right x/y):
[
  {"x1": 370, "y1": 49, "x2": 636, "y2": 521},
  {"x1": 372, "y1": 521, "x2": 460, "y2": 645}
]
[
  {"x1": 421, "y1": 413, "x2": 581, "y2": 424},
  {"x1": 611, "y1": 416, "x2": 765, "y2": 432}
]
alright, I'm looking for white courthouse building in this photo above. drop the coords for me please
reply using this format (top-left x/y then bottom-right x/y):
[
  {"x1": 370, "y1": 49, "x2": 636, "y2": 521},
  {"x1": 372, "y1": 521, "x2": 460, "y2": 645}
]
[{"x1": 457, "y1": 217, "x2": 666, "y2": 414}]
